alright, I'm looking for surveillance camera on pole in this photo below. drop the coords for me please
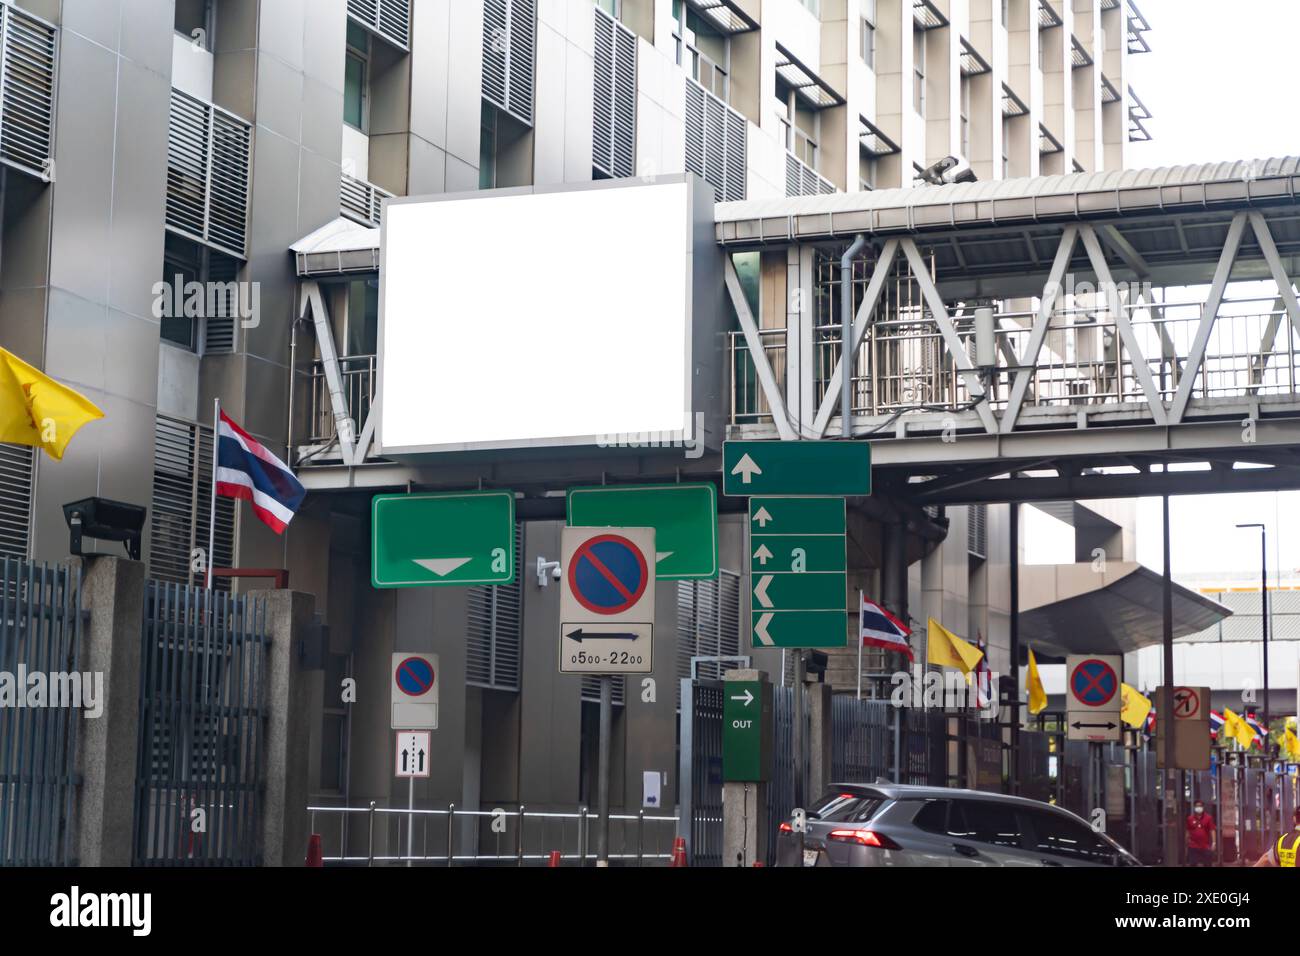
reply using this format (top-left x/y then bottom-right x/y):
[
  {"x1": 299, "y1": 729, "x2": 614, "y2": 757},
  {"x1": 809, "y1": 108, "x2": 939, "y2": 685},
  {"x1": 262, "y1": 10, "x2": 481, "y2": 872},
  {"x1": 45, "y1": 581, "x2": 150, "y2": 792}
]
[{"x1": 915, "y1": 155, "x2": 978, "y2": 186}]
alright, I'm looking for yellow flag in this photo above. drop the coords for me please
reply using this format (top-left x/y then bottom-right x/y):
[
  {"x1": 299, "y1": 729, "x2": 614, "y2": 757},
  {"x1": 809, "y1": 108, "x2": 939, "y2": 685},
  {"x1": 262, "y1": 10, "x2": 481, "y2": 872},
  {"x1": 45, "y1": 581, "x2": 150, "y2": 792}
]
[
  {"x1": 1120, "y1": 683, "x2": 1152, "y2": 729},
  {"x1": 1026, "y1": 648, "x2": 1048, "y2": 715},
  {"x1": 1222, "y1": 708, "x2": 1257, "y2": 750},
  {"x1": 927, "y1": 618, "x2": 983, "y2": 675},
  {"x1": 1285, "y1": 727, "x2": 1300, "y2": 762},
  {"x1": 0, "y1": 348, "x2": 103, "y2": 460}
]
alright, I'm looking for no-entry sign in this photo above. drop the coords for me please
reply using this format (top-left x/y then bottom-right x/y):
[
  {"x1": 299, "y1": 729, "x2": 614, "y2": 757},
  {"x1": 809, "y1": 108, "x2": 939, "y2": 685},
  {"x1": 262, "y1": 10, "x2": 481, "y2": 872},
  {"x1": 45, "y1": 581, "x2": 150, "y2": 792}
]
[{"x1": 559, "y1": 527, "x2": 656, "y2": 674}]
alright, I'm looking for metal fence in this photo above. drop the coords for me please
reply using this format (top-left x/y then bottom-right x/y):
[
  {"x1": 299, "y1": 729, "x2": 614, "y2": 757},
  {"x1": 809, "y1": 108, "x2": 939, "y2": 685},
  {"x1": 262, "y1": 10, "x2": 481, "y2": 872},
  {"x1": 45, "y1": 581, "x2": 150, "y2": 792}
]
[
  {"x1": 306, "y1": 804, "x2": 679, "y2": 866},
  {"x1": 680, "y1": 679, "x2": 724, "y2": 866},
  {"x1": 132, "y1": 580, "x2": 269, "y2": 866},
  {"x1": 0, "y1": 558, "x2": 83, "y2": 866},
  {"x1": 830, "y1": 696, "x2": 893, "y2": 783}
]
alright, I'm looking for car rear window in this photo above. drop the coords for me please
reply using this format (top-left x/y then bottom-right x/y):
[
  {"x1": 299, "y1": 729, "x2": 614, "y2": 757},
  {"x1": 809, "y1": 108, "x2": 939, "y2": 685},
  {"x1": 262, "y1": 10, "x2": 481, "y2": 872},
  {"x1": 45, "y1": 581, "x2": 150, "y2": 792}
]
[{"x1": 807, "y1": 790, "x2": 883, "y2": 823}]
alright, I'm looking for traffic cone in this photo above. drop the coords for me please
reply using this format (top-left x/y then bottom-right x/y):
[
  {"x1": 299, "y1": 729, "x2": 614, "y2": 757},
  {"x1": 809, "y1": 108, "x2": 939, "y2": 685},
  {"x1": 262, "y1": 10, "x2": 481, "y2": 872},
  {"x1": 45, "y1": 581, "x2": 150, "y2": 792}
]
[
  {"x1": 752, "y1": 860, "x2": 765, "y2": 867},
  {"x1": 548, "y1": 850, "x2": 562, "y2": 868},
  {"x1": 305, "y1": 833, "x2": 323, "y2": 867},
  {"x1": 670, "y1": 837, "x2": 688, "y2": 867}
]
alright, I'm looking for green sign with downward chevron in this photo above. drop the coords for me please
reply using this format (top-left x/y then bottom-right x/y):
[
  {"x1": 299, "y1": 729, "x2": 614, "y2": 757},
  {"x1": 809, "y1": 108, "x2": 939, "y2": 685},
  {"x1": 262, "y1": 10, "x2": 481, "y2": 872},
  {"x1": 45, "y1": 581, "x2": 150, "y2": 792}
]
[
  {"x1": 372, "y1": 491, "x2": 516, "y2": 588},
  {"x1": 749, "y1": 497, "x2": 848, "y2": 649}
]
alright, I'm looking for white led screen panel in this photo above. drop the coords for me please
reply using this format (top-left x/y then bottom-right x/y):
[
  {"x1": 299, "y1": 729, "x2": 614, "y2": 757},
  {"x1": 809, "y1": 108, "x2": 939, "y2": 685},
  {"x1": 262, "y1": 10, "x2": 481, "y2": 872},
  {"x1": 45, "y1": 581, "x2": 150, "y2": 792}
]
[{"x1": 378, "y1": 180, "x2": 693, "y2": 455}]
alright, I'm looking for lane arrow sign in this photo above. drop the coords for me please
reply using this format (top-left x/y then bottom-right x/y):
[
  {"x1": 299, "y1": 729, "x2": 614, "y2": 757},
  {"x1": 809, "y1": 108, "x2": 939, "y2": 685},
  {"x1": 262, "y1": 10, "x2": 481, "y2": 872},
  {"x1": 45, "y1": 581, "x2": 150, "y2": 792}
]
[
  {"x1": 413, "y1": 557, "x2": 473, "y2": 577},
  {"x1": 566, "y1": 629, "x2": 641, "y2": 643},
  {"x1": 754, "y1": 612, "x2": 774, "y2": 646},
  {"x1": 754, "y1": 575, "x2": 774, "y2": 609},
  {"x1": 730, "y1": 689, "x2": 755, "y2": 707},
  {"x1": 1071, "y1": 721, "x2": 1118, "y2": 730},
  {"x1": 753, "y1": 544, "x2": 773, "y2": 566},
  {"x1": 731, "y1": 454, "x2": 762, "y2": 485},
  {"x1": 752, "y1": 507, "x2": 773, "y2": 528},
  {"x1": 417, "y1": 749, "x2": 426, "y2": 772}
]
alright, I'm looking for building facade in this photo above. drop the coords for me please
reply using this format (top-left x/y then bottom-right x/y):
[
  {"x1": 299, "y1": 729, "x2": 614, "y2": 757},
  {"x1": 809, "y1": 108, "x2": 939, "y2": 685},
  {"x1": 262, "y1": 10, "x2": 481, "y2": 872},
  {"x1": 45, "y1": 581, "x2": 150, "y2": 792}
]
[{"x1": 0, "y1": 0, "x2": 1159, "y2": 839}]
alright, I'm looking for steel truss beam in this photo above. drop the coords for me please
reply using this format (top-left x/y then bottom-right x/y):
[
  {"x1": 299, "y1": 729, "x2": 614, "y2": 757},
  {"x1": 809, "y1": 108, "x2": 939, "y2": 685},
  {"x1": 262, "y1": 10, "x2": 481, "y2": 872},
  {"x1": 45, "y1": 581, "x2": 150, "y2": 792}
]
[{"x1": 724, "y1": 254, "x2": 797, "y2": 440}]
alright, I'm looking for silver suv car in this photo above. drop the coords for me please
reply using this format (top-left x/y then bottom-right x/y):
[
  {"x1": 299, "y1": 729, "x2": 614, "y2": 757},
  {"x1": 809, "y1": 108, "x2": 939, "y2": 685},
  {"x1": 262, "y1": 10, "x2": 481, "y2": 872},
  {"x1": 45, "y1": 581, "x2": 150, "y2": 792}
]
[{"x1": 776, "y1": 783, "x2": 1141, "y2": 867}]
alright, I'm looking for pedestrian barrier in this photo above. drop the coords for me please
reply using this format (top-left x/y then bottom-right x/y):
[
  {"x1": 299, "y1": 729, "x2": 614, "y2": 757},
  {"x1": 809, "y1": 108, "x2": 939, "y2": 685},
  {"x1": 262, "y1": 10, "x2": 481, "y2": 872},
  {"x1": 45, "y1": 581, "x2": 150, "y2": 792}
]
[{"x1": 305, "y1": 803, "x2": 680, "y2": 866}]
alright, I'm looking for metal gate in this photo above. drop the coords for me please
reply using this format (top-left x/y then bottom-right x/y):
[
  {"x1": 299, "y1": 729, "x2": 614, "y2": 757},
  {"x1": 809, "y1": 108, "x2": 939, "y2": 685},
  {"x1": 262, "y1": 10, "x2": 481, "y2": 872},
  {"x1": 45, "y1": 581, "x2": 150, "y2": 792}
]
[
  {"x1": 0, "y1": 558, "x2": 83, "y2": 866},
  {"x1": 679, "y1": 679, "x2": 723, "y2": 867},
  {"x1": 132, "y1": 580, "x2": 269, "y2": 866},
  {"x1": 830, "y1": 696, "x2": 892, "y2": 783}
]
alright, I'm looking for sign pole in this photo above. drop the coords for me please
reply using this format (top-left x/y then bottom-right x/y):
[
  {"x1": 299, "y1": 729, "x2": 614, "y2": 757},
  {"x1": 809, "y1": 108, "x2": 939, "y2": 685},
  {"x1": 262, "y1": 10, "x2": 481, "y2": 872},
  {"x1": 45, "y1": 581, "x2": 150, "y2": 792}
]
[
  {"x1": 596, "y1": 674, "x2": 612, "y2": 867},
  {"x1": 206, "y1": 397, "x2": 220, "y2": 590},
  {"x1": 1161, "y1": 494, "x2": 1178, "y2": 866},
  {"x1": 856, "y1": 591, "x2": 863, "y2": 701},
  {"x1": 407, "y1": 775, "x2": 414, "y2": 868}
]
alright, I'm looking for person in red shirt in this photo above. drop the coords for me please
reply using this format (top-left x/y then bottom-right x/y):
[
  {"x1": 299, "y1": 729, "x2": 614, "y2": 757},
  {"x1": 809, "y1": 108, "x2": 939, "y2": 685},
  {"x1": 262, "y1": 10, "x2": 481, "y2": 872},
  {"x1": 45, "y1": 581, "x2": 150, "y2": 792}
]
[{"x1": 1186, "y1": 800, "x2": 1216, "y2": 866}]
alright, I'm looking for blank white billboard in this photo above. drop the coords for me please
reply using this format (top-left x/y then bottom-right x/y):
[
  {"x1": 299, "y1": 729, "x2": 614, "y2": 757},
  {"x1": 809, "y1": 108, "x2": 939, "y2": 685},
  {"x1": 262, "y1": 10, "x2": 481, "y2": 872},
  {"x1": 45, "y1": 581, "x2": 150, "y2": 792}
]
[{"x1": 378, "y1": 180, "x2": 692, "y2": 455}]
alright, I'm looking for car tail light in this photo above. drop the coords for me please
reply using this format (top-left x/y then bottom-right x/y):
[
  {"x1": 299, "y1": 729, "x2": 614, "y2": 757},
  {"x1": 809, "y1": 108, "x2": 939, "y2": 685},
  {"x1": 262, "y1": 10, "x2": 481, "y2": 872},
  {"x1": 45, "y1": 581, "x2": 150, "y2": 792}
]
[
  {"x1": 828, "y1": 828, "x2": 900, "y2": 850},
  {"x1": 779, "y1": 822, "x2": 792, "y2": 833}
]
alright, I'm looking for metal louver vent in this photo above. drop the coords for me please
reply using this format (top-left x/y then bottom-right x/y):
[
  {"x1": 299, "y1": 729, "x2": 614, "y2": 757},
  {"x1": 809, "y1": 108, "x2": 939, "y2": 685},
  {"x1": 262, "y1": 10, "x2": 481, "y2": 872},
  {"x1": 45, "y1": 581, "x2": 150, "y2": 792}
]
[
  {"x1": 166, "y1": 89, "x2": 251, "y2": 260},
  {"x1": 785, "y1": 152, "x2": 835, "y2": 197},
  {"x1": 675, "y1": 571, "x2": 741, "y2": 708},
  {"x1": 340, "y1": 172, "x2": 391, "y2": 227},
  {"x1": 482, "y1": 0, "x2": 536, "y2": 127},
  {"x1": 0, "y1": 443, "x2": 35, "y2": 559},
  {"x1": 0, "y1": 3, "x2": 57, "y2": 181},
  {"x1": 592, "y1": 7, "x2": 636, "y2": 179},
  {"x1": 201, "y1": 252, "x2": 241, "y2": 355},
  {"x1": 467, "y1": 523, "x2": 523, "y2": 692},
  {"x1": 684, "y1": 80, "x2": 746, "y2": 203},
  {"x1": 149, "y1": 416, "x2": 234, "y2": 590},
  {"x1": 347, "y1": 0, "x2": 410, "y2": 50},
  {"x1": 967, "y1": 504, "x2": 987, "y2": 559}
]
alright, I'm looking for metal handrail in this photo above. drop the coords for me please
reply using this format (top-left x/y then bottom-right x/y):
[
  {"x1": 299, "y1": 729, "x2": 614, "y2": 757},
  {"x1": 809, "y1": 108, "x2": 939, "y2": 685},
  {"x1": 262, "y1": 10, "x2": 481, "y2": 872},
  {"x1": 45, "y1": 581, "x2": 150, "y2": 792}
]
[{"x1": 307, "y1": 803, "x2": 680, "y2": 866}]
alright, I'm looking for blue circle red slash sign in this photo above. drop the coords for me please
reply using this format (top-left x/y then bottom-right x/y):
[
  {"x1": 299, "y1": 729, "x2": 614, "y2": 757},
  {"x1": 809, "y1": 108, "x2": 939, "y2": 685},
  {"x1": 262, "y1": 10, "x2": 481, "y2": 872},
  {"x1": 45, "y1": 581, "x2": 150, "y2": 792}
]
[
  {"x1": 1070, "y1": 658, "x2": 1118, "y2": 707},
  {"x1": 396, "y1": 656, "x2": 435, "y2": 697},
  {"x1": 568, "y1": 533, "x2": 649, "y2": 615}
]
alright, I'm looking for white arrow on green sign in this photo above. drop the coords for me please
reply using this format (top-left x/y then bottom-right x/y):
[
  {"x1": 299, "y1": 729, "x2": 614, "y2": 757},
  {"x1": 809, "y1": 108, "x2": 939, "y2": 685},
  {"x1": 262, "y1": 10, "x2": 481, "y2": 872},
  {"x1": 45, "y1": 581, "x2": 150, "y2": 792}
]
[
  {"x1": 748, "y1": 497, "x2": 848, "y2": 649},
  {"x1": 723, "y1": 440, "x2": 871, "y2": 497},
  {"x1": 566, "y1": 483, "x2": 718, "y2": 579},
  {"x1": 372, "y1": 491, "x2": 515, "y2": 588}
]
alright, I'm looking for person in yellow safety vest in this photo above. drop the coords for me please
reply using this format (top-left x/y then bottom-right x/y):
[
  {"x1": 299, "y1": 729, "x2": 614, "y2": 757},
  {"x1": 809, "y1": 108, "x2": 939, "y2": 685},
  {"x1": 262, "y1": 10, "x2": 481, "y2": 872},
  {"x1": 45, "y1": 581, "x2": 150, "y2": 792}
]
[{"x1": 1254, "y1": 807, "x2": 1300, "y2": 867}]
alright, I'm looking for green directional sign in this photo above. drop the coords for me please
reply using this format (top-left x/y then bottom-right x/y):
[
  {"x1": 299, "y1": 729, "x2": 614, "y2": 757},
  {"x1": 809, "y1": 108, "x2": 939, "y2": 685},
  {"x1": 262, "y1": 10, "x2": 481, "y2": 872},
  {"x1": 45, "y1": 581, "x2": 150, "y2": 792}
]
[
  {"x1": 566, "y1": 483, "x2": 717, "y2": 580},
  {"x1": 749, "y1": 497, "x2": 847, "y2": 649},
  {"x1": 372, "y1": 491, "x2": 515, "y2": 588},
  {"x1": 723, "y1": 679, "x2": 772, "y2": 782},
  {"x1": 723, "y1": 440, "x2": 871, "y2": 497}
]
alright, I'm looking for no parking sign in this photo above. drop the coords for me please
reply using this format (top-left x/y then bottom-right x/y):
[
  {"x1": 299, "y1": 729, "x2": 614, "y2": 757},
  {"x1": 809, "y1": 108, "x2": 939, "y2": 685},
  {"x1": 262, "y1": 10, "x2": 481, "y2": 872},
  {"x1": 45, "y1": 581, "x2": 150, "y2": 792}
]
[
  {"x1": 559, "y1": 527, "x2": 655, "y2": 674},
  {"x1": 1066, "y1": 654, "x2": 1123, "y2": 742}
]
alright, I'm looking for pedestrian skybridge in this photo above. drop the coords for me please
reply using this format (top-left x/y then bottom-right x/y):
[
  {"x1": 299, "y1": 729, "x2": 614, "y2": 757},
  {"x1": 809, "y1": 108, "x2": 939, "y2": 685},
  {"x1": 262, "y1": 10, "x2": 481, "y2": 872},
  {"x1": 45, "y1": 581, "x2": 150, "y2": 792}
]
[
  {"x1": 720, "y1": 157, "x2": 1300, "y2": 503},
  {"x1": 290, "y1": 158, "x2": 1300, "y2": 503}
]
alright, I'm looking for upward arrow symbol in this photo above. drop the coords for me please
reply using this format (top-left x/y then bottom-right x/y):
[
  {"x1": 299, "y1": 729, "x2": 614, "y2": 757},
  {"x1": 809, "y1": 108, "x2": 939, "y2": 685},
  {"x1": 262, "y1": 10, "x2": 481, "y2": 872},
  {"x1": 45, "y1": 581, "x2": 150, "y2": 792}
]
[
  {"x1": 753, "y1": 544, "x2": 774, "y2": 566},
  {"x1": 752, "y1": 507, "x2": 773, "y2": 528},
  {"x1": 731, "y1": 454, "x2": 762, "y2": 485}
]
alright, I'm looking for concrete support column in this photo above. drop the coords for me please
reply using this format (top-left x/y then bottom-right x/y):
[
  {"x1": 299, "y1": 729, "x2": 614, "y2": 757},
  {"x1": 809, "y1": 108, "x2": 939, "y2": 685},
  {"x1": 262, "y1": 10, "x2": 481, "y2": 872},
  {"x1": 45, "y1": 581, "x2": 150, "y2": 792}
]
[
  {"x1": 261, "y1": 589, "x2": 318, "y2": 867},
  {"x1": 807, "y1": 681, "x2": 833, "y2": 795},
  {"x1": 74, "y1": 556, "x2": 146, "y2": 867}
]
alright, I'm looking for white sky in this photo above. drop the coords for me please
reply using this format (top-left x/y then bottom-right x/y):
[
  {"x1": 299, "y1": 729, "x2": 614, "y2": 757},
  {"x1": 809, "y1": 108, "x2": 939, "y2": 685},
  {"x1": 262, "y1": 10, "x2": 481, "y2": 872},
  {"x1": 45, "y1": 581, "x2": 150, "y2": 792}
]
[{"x1": 1024, "y1": 1, "x2": 1300, "y2": 581}]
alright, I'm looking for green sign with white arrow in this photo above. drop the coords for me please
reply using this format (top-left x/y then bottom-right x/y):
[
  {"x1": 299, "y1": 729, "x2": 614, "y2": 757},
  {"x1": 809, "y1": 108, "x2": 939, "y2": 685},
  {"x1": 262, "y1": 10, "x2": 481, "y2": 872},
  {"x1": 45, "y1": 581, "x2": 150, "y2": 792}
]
[
  {"x1": 723, "y1": 440, "x2": 871, "y2": 497},
  {"x1": 723, "y1": 678, "x2": 772, "y2": 782},
  {"x1": 372, "y1": 491, "x2": 515, "y2": 588},
  {"x1": 749, "y1": 497, "x2": 848, "y2": 649},
  {"x1": 566, "y1": 483, "x2": 718, "y2": 579}
]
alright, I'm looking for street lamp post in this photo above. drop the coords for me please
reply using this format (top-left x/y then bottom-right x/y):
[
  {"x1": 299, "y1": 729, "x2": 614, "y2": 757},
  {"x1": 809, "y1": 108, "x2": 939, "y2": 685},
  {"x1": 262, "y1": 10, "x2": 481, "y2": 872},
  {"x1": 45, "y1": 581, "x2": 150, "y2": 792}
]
[{"x1": 1237, "y1": 523, "x2": 1270, "y2": 756}]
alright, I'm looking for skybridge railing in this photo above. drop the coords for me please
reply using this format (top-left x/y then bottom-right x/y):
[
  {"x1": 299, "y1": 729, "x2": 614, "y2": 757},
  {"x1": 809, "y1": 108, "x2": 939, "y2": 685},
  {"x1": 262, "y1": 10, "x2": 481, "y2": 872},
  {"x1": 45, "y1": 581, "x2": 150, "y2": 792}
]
[{"x1": 730, "y1": 297, "x2": 1300, "y2": 426}]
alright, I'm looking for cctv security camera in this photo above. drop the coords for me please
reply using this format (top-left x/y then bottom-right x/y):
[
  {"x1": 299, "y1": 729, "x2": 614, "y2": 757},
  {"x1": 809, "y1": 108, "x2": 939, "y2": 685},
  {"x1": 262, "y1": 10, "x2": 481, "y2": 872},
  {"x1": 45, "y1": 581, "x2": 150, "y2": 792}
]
[{"x1": 915, "y1": 155, "x2": 978, "y2": 186}]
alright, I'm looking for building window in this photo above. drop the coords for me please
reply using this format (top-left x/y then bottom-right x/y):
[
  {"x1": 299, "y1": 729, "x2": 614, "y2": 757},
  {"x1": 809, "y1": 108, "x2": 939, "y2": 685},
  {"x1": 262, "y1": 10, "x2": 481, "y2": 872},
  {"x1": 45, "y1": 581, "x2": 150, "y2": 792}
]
[
  {"x1": 159, "y1": 233, "x2": 240, "y2": 354},
  {"x1": 861, "y1": 0, "x2": 876, "y2": 68},
  {"x1": 344, "y1": 21, "x2": 370, "y2": 132},
  {"x1": 673, "y1": 0, "x2": 730, "y2": 101},
  {"x1": 914, "y1": 29, "x2": 926, "y2": 116},
  {"x1": 1001, "y1": 0, "x2": 1010, "y2": 27},
  {"x1": 960, "y1": 77, "x2": 971, "y2": 157},
  {"x1": 799, "y1": 0, "x2": 820, "y2": 16},
  {"x1": 479, "y1": 101, "x2": 498, "y2": 189},
  {"x1": 319, "y1": 654, "x2": 352, "y2": 792},
  {"x1": 595, "y1": 0, "x2": 619, "y2": 16},
  {"x1": 776, "y1": 79, "x2": 819, "y2": 169}
]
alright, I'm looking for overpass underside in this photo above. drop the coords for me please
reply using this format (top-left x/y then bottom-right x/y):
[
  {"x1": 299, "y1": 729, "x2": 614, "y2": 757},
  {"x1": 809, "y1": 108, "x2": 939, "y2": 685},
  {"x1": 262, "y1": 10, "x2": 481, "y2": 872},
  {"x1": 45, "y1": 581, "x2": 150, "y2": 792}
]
[{"x1": 720, "y1": 158, "x2": 1300, "y2": 505}]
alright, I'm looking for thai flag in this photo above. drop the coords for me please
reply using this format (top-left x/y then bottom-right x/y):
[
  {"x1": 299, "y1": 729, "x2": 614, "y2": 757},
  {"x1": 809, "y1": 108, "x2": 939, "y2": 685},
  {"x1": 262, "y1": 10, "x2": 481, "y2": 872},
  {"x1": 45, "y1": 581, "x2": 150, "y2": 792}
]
[
  {"x1": 1245, "y1": 714, "x2": 1268, "y2": 748},
  {"x1": 1209, "y1": 710, "x2": 1224, "y2": 739},
  {"x1": 216, "y1": 410, "x2": 305, "y2": 534},
  {"x1": 859, "y1": 596, "x2": 913, "y2": 661}
]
